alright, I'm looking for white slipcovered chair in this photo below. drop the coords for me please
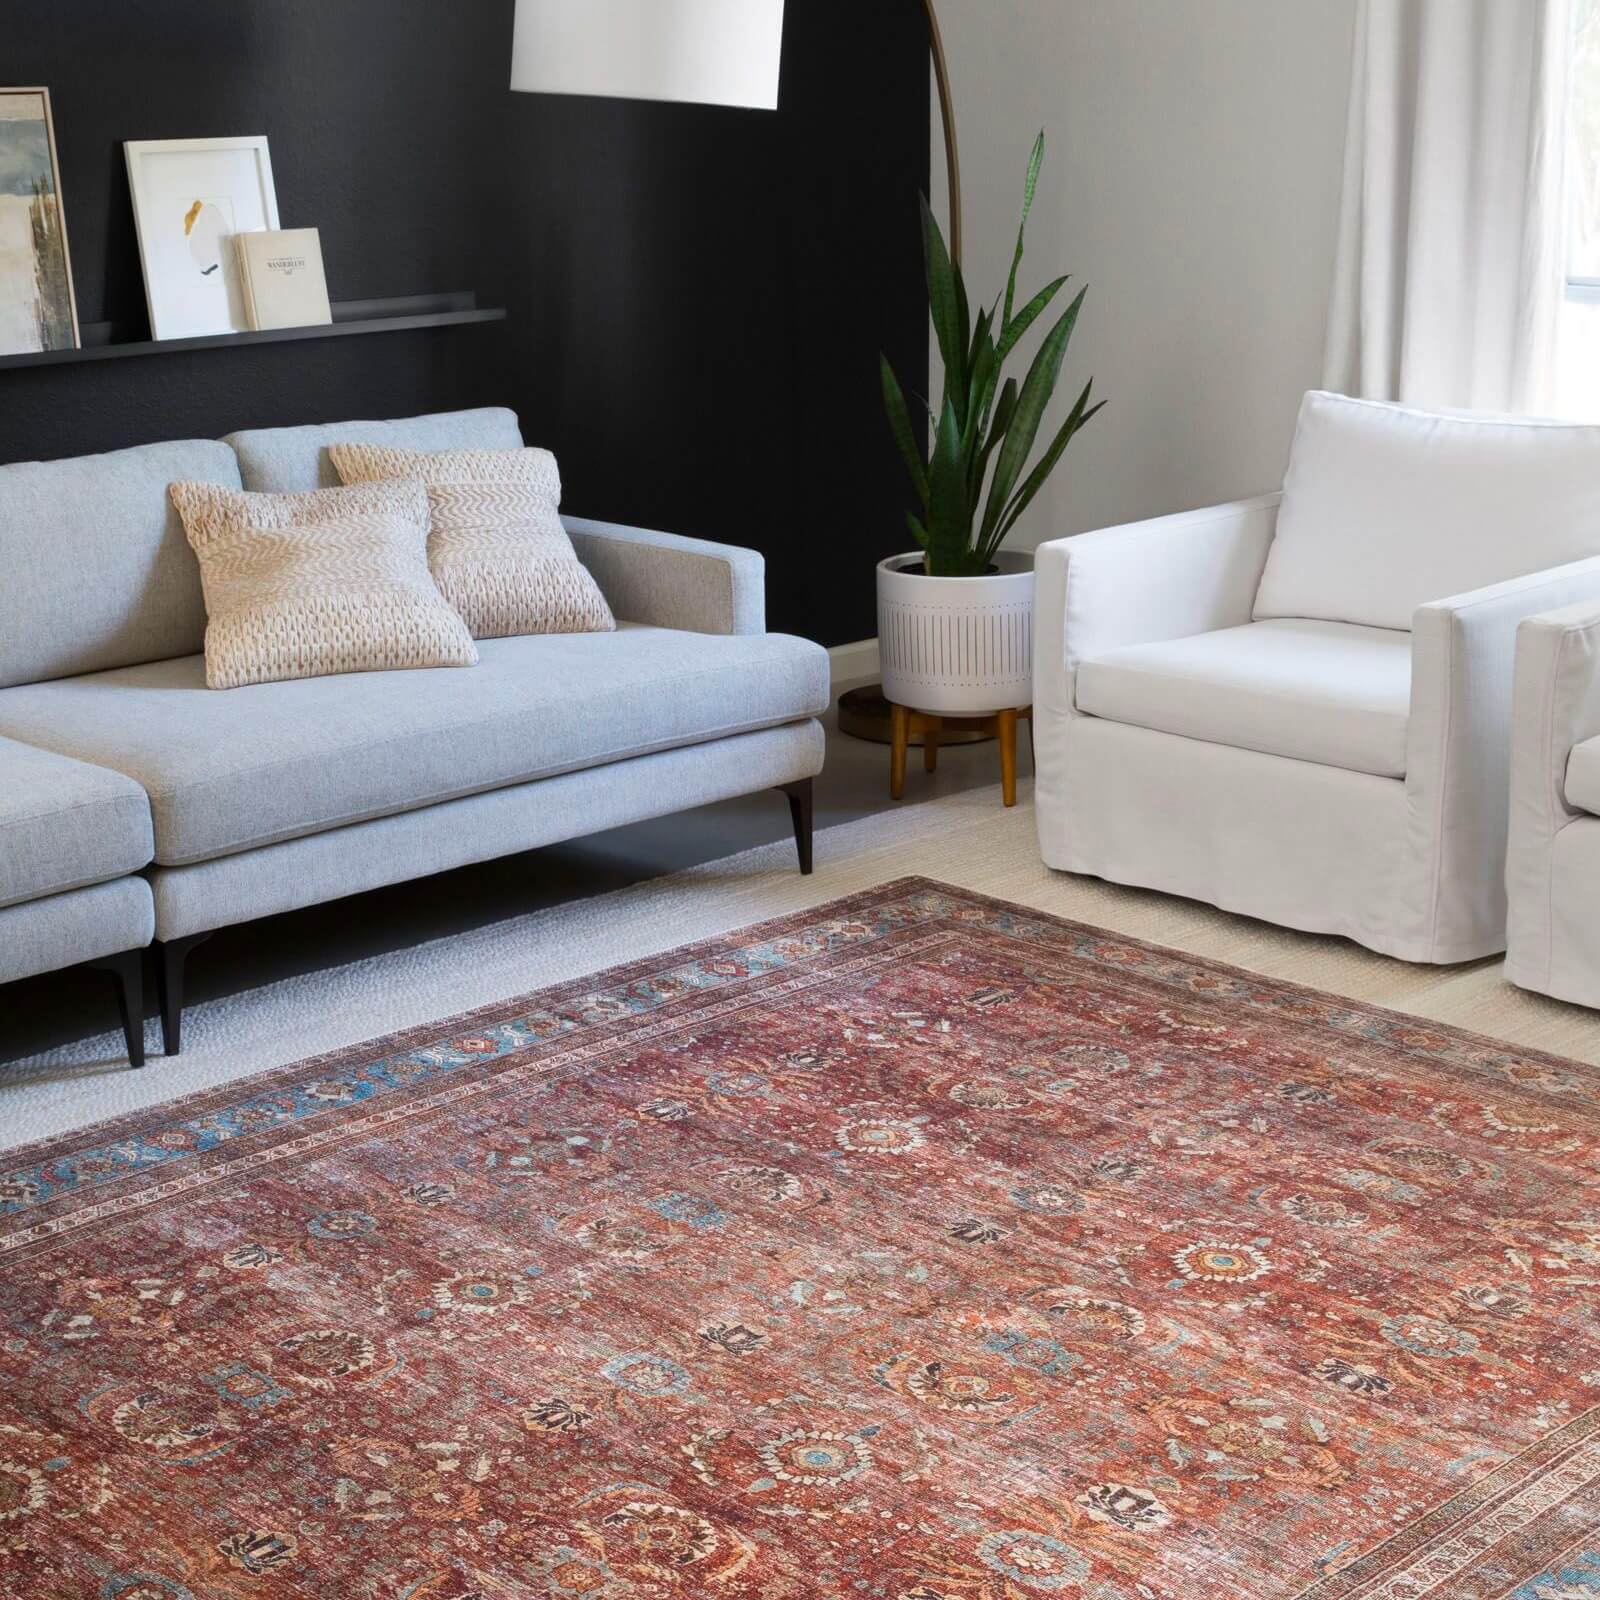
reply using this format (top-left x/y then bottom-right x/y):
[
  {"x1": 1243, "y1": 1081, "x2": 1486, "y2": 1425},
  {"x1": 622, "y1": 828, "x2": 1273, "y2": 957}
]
[
  {"x1": 1033, "y1": 391, "x2": 1600, "y2": 964},
  {"x1": 1506, "y1": 601, "x2": 1600, "y2": 1005}
]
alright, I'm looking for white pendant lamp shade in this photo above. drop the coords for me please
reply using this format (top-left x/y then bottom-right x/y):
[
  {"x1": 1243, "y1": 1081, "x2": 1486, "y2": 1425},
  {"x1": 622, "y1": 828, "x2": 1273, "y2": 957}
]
[{"x1": 510, "y1": 0, "x2": 785, "y2": 112}]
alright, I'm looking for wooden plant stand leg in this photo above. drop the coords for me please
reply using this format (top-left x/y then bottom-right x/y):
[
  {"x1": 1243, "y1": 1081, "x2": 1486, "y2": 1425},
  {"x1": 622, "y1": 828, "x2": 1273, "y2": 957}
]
[
  {"x1": 890, "y1": 703, "x2": 910, "y2": 800},
  {"x1": 885, "y1": 699, "x2": 1031, "y2": 805},
  {"x1": 998, "y1": 708, "x2": 1020, "y2": 808}
]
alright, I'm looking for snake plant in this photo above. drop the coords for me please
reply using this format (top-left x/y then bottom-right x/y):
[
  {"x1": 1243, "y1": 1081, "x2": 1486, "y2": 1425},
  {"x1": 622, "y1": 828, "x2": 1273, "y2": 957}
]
[{"x1": 881, "y1": 134, "x2": 1103, "y2": 577}]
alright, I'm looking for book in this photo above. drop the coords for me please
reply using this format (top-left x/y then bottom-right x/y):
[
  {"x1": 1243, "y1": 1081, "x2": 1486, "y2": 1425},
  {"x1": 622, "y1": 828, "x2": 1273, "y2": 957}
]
[{"x1": 234, "y1": 228, "x2": 332, "y2": 331}]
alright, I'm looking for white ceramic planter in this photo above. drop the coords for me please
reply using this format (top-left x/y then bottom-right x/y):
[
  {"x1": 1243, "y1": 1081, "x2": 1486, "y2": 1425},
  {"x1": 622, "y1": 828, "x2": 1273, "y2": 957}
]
[{"x1": 876, "y1": 549, "x2": 1036, "y2": 716}]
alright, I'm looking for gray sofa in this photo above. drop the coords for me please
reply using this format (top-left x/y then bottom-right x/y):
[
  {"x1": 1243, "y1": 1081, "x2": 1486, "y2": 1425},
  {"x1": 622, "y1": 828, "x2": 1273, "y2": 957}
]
[{"x1": 0, "y1": 407, "x2": 829, "y2": 1063}]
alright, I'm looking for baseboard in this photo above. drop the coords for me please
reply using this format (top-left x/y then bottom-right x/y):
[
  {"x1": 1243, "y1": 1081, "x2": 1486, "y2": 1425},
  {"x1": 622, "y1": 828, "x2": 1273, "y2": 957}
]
[{"x1": 829, "y1": 638, "x2": 879, "y2": 694}]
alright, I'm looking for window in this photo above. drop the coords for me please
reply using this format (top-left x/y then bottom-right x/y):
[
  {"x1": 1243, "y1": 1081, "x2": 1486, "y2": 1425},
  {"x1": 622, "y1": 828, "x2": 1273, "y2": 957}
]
[{"x1": 1557, "y1": 0, "x2": 1600, "y2": 413}]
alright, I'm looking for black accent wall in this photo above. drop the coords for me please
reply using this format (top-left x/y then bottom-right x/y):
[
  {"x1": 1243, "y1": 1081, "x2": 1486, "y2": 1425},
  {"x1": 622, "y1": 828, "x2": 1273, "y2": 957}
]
[{"x1": 3, "y1": 1, "x2": 929, "y2": 646}]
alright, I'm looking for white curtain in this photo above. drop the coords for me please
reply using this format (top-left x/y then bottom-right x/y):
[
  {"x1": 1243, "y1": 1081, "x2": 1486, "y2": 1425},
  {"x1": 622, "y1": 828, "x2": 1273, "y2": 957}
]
[{"x1": 1324, "y1": 0, "x2": 1572, "y2": 414}]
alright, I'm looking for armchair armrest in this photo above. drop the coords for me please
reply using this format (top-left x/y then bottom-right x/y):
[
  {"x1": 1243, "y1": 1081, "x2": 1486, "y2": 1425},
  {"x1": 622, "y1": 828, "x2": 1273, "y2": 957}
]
[
  {"x1": 1511, "y1": 596, "x2": 1600, "y2": 851},
  {"x1": 1033, "y1": 493, "x2": 1280, "y2": 718},
  {"x1": 1406, "y1": 557, "x2": 1600, "y2": 959},
  {"x1": 564, "y1": 515, "x2": 766, "y2": 635},
  {"x1": 1506, "y1": 598, "x2": 1600, "y2": 984},
  {"x1": 1511, "y1": 597, "x2": 1600, "y2": 833}
]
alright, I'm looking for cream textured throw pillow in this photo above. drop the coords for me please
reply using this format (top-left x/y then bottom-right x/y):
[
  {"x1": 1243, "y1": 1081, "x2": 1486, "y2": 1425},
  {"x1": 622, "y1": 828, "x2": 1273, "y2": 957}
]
[
  {"x1": 170, "y1": 478, "x2": 479, "y2": 690},
  {"x1": 328, "y1": 444, "x2": 615, "y2": 640}
]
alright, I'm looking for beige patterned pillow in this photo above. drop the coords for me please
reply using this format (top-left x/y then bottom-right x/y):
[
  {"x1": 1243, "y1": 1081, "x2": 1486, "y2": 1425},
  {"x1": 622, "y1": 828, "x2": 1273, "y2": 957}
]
[
  {"x1": 328, "y1": 444, "x2": 615, "y2": 641},
  {"x1": 170, "y1": 478, "x2": 479, "y2": 690}
]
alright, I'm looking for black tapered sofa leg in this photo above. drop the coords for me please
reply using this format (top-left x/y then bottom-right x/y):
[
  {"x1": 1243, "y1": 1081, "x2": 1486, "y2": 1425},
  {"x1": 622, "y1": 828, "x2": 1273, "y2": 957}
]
[
  {"x1": 778, "y1": 778, "x2": 815, "y2": 876},
  {"x1": 156, "y1": 932, "x2": 213, "y2": 1057},
  {"x1": 88, "y1": 949, "x2": 147, "y2": 1069}
]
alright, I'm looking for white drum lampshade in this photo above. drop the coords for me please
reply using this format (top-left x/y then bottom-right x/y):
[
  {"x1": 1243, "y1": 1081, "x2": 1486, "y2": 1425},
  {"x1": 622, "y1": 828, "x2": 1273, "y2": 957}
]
[{"x1": 510, "y1": 0, "x2": 786, "y2": 111}]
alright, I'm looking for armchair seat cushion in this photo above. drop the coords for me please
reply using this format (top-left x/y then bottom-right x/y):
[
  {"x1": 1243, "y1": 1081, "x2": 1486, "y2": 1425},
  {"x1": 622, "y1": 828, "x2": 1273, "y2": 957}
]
[
  {"x1": 1565, "y1": 737, "x2": 1600, "y2": 818},
  {"x1": 0, "y1": 626, "x2": 829, "y2": 867},
  {"x1": 0, "y1": 736, "x2": 154, "y2": 909},
  {"x1": 1075, "y1": 618, "x2": 1412, "y2": 778}
]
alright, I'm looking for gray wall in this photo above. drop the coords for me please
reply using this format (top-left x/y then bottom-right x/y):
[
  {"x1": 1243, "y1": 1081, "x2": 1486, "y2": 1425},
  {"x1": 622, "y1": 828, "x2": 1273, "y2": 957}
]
[{"x1": 932, "y1": 0, "x2": 1359, "y2": 548}]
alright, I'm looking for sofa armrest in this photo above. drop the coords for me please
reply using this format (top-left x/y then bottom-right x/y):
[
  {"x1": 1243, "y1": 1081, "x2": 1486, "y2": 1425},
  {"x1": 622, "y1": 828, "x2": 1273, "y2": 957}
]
[
  {"x1": 1405, "y1": 557, "x2": 1600, "y2": 958},
  {"x1": 1033, "y1": 493, "x2": 1280, "y2": 719},
  {"x1": 564, "y1": 515, "x2": 766, "y2": 635}
]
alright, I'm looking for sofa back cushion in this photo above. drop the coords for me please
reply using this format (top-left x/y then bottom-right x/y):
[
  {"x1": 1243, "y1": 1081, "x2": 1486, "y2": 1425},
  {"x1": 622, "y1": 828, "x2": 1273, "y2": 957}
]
[
  {"x1": 0, "y1": 439, "x2": 242, "y2": 689},
  {"x1": 225, "y1": 407, "x2": 524, "y2": 493},
  {"x1": 1254, "y1": 391, "x2": 1600, "y2": 632}
]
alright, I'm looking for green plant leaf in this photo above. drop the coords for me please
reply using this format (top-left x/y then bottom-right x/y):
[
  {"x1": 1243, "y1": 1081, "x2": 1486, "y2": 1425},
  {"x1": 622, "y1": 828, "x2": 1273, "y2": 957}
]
[
  {"x1": 953, "y1": 264, "x2": 972, "y2": 423},
  {"x1": 927, "y1": 395, "x2": 972, "y2": 572},
  {"x1": 921, "y1": 194, "x2": 967, "y2": 414},
  {"x1": 998, "y1": 274, "x2": 1067, "y2": 364},
  {"x1": 906, "y1": 511, "x2": 931, "y2": 550},
  {"x1": 963, "y1": 308, "x2": 999, "y2": 479},
  {"x1": 989, "y1": 407, "x2": 1106, "y2": 561},
  {"x1": 966, "y1": 305, "x2": 1004, "y2": 451},
  {"x1": 989, "y1": 381, "x2": 1106, "y2": 555},
  {"x1": 978, "y1": 284, "x2": 1088, "y2": 552},
  {"x1": 1002, "y1": 131, "x2": 1046, "y2": 330},
  {"x1": 975, "y1": 377, "x2": 1019, "y2": 488},
  {"x1": 880, "y1": 354, "x2": 930, "y2": 506},
  {"x1": 989, "y1": 377, "x2": 1019, "y2": 443},
  {"x1": 963, "y1": 306, "x2": 995, "y2": 431}
]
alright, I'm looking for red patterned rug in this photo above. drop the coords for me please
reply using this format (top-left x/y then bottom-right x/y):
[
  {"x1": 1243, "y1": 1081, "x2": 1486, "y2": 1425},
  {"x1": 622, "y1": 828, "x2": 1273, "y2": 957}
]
[{"x1": 4, "y1": 879, "x2": 1600, "y2": 1600}]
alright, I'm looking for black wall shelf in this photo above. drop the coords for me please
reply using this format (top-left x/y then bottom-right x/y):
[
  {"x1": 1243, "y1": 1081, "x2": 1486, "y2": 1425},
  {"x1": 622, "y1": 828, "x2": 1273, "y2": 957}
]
[{"x1": 0, "y1": 292, "x2": 506, "y2": 372}]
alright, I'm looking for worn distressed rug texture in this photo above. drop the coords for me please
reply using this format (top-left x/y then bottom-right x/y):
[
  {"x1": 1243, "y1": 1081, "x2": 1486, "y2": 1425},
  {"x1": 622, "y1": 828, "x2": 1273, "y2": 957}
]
[{"x1": 3, "y1": 878, "x2": 1600, "y2": 1600}]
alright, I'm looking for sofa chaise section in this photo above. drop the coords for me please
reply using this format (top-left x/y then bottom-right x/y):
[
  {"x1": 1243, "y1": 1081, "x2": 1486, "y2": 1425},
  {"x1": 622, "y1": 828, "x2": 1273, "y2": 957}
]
[
  {"x1": 0, "y1": 434, "x2": 241, "y2": 1061},
  {"x1": 0, "y1": 736, "x2": 155, "y2": 1064}
]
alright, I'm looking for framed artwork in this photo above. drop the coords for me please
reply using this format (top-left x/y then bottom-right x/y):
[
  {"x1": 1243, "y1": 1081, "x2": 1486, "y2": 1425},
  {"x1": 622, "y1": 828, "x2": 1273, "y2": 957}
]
[
  {"x1": 0, "y1": 88, "x2": 80, "y2": 357},
  {"x1": 125, "y1": 135, "x2": 279, "y2": 340}
]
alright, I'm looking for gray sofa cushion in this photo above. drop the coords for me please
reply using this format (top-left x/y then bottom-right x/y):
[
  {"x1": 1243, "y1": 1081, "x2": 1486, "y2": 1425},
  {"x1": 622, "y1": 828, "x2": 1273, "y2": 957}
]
[
  {"x1": 0, "y1": 439, "x2": 241, "y2": 688},
  {"x1": 0, "y1": 736, "x2": 154, "y2": 909},
  {"x1": 150, "y1": 724, "x2": 826, "y2": 942},
  {"x1": 225, "y1": 407, "x2": 524, "y2": 493},
  {"x1": 0, "y1": 626, "x2": 830, "y2": 867},
  {"x1": 0, "y1": 877, "x2": 155, "y2": 987}
]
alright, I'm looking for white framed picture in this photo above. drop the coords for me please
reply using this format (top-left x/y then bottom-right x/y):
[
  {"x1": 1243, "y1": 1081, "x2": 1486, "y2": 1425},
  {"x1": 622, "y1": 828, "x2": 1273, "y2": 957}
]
[{"x1": 125, "y1": 135, "x2": 279, "y2": 340}]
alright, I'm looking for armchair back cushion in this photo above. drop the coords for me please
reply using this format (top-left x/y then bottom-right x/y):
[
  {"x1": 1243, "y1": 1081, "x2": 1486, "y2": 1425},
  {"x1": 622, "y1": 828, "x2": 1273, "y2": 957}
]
[
  {"x1": 1254, "y1": 391, "x2": 1600, "y2": 632},
  {"x1": 0, "y1": 438, "x2": 242, "y2": 689}
]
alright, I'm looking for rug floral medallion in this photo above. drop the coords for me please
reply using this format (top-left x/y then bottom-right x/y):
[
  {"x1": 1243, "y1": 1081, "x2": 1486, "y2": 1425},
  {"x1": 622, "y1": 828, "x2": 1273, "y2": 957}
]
[{"x1": 5, "y1": 880, "x2": 1600, "y2": 1600}]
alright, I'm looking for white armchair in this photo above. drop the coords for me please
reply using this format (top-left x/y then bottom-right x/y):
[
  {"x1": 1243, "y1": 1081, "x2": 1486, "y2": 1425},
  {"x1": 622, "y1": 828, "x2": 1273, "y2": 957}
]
[
  {"x1": 1506, "y1": 601, "x2": 1600, "y2": 1005},
  {"x1": 1034, "y1": 391, "x2": 1600, "y2": 964}
]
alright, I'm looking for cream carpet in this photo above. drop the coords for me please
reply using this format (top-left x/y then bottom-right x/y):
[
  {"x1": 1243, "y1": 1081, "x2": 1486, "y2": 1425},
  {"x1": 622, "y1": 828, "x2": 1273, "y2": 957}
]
[{"x1": 5, "y1": 779, "x2": 1600, "y2": 1153}]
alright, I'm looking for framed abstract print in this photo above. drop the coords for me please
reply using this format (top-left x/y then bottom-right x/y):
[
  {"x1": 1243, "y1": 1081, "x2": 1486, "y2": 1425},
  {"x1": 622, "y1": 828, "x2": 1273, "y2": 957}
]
[{"x1": 0, "y1": 88, "x2": 80, "y2": 357}]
